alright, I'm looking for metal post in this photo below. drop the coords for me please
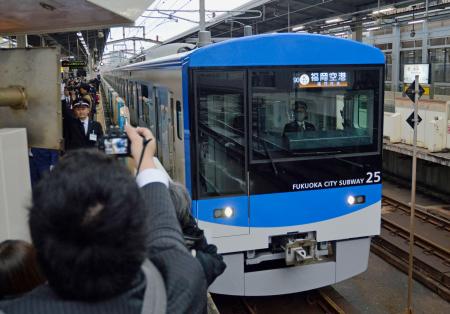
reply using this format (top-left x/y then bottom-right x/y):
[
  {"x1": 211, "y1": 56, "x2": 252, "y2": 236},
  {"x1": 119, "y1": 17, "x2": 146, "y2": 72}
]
[
  {"x1": 287, "y1": 0, "x2": 291, "y2": 32},
  {"x1": 392, "y1": 24, "x2": 401, "y2": 93},
  {"x1": 406, "y1": 74, "x2": 419, "y2": 314},
  {"x1": 199, "y1": 0, "x2": 206, "y2": 31},
  {"x1": 16, "y1": 35, "x2": 27, "y2": 48}
]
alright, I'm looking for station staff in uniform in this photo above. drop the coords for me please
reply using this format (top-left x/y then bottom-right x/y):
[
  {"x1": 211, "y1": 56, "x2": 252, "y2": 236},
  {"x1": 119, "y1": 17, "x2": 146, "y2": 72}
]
[
  {"x1": 282, "y1": 100, "x2": 316, "y2": 137},
  {"x1": 65, "y1": 98, "x2": 103, "y2": 151}
]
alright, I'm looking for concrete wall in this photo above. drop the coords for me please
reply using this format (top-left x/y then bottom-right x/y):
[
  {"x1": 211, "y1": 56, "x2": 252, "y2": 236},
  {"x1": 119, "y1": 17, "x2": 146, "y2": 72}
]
[{"x1": 383, "y1": 149, "x2": 450, "y2": 202}]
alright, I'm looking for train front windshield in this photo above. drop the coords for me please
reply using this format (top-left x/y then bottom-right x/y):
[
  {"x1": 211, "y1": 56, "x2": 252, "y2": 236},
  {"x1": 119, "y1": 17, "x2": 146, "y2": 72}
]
[
  {"x1": 193, "y1": 67, "x2": 382, "y2": 198},
  {"x1": 251, "y1": 68, "x2": 380, "y2": 160}
]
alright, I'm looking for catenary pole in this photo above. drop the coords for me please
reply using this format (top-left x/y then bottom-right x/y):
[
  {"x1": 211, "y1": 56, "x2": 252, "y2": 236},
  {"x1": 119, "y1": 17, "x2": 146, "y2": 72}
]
[{"x1": 406, "y1": 74, "x2": 419, "y2": 313}]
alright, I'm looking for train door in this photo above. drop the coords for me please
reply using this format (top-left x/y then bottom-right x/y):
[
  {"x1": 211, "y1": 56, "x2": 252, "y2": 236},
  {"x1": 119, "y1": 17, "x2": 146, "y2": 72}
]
[
  {"x1": 136, "y1": 83, "x2": 144, "y2": 126},
  {"x1": 153, "y1": 87, "x2": 161, "y2": 156},
  {"x1": 168, "y1": 92, "x2": 175, "y2": 176},
  {"x1": 156, "y1": 86, "x2": 172, "y2": 175},
  {"x1": 140, "y1": 83, "x2": 154, "y2": 129},
  {"x1": 192, "y1": 70, "x2": 249, "y2": 237},
  {"x1": 129, "y1": 82, "x2": 139, "y2": 126}
]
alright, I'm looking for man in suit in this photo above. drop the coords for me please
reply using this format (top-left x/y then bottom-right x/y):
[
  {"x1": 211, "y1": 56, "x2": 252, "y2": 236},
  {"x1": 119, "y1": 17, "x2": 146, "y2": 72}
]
[
  {"x1": 79, "y1": 83, "x2": 96, "y2": 119},
  {"x1": 0, "y1": 126, "x2": 207, "y2": 313},
  {"x1": 65, "y1": 98, "x2": 103, "y2": 151},
  {"x1": 282, "y1": 100, "x2": 316, "y2": 137},
  {"x1": 61, "y1": 86, "x2": 72, "y2": 142}
]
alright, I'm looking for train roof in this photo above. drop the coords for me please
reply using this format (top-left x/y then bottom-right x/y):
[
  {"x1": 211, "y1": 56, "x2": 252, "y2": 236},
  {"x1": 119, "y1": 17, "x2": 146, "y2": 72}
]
[{"x1": 119, "y1": 33, "x2": 385, "y2": 71}]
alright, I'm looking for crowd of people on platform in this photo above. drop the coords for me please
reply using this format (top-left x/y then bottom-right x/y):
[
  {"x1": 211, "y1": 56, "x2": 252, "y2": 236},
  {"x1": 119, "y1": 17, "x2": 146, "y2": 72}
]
[
  {"x1": 29, "y1": 75, "x2": 103, "y2": 185},
  {"x1": 2, "y1": 74, "x2": 225, "y2": 313}
]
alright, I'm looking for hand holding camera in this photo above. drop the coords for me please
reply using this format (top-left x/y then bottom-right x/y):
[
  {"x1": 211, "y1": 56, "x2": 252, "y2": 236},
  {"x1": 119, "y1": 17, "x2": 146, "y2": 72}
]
[
  {"x1": 125, "y1": 125, "x2": 156, "y2": 171},
  {"x1": 98, "y1": 125, "x2": 156, "y2": 171}
]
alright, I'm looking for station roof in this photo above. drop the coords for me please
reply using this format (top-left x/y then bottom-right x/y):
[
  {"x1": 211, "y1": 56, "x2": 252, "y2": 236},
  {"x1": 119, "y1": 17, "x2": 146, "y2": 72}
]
[
  {"x1": 0, "y1": 0, "x2": 155, "y2": 61},
  {"x1": 26, "y1": 30, "x2": 110, "y2": 62},
  {"x1": 163, "y1": 0, "x2": 426, "y2": 43}
]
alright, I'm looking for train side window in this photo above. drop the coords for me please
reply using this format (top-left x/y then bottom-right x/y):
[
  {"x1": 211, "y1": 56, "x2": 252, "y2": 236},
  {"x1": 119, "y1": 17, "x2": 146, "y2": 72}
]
[{"x1": 176, "y1": 100, "x2": 182, "y2": 140}]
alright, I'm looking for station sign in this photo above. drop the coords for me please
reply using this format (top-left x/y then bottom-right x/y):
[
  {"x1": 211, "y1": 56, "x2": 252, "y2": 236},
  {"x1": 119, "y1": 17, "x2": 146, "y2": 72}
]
[
  {"x1": 405, "y1": 80, "x2": 424, "y2": 130},
  {"x1": 403, "y1": 64, "x2": 429, "y2": 84},
  {"x1": 293, "y1": 71, "x2": 349, "y2": 88},
  {"x1": 403, "y1": 83, "x2": 429, "y2": 96},
  {"x1": 61, "y1": 60, "x2": 87, "y2": 68}
]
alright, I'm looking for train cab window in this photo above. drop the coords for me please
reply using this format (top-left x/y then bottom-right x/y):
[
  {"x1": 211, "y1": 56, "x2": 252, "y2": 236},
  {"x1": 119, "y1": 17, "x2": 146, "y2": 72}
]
[
  {"x1": 250, "y1": 68, "x2": 381, "y2": 161},
  {"x1": 194, "y1": 71, "x2": 246, "y2": 198}
]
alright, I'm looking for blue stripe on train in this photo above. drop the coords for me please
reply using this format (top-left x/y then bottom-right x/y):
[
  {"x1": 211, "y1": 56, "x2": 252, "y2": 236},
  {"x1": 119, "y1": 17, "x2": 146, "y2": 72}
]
[{"x1": 196, "y1": 184, "x2": 382, "y2": 227}]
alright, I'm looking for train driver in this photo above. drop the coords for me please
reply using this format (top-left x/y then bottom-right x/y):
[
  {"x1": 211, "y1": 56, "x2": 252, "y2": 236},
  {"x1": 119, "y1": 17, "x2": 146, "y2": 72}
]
[{"x1": 282, "y1": 100, "x2": 316, "y2": 137}]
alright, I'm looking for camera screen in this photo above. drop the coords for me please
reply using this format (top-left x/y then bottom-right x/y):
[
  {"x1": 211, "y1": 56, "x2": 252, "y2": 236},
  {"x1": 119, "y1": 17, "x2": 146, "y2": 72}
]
[{"x1": 104, "y1": 137, "x2": 128, "y2": 155}]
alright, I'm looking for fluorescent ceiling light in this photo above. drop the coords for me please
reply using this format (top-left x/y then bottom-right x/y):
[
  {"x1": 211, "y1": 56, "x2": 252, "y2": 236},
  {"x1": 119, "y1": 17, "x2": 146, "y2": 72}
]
[
  {"x1": 292, "y1": 25, "x2": 305, "y2": 31},
  {"x1": 77, "y1": 32, "x2": 82, "y2": 37},
  {"x1": 325, "y1": 18, "x2": 342, "y2": 24},
  {"x1": 363, "y1": 21, "x2": 376, "y2": 26},
  {"x1": 367, "y1": 26, "x2": 381, "y2": 31},
  {"x1": 334, "y1": 32, "x2": 347, "y2": 36},
  {"x1": 372, "y1": 7, "x2": 394, "y2": 15},
  {"x1": 408, "y1": 19, "x2": 425, "y2": 25}
]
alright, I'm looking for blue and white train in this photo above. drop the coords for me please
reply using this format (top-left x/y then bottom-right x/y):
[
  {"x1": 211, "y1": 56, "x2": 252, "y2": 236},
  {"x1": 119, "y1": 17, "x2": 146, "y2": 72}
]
[{"x1": 103, "y1": 33, "x2": 384, "y2": 296}]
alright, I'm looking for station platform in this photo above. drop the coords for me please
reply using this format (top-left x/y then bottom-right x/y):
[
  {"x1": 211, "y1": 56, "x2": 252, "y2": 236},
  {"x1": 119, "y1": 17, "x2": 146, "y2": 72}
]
[{"x1": 383, "y1": 139, "x2": 450, "y2": 167}]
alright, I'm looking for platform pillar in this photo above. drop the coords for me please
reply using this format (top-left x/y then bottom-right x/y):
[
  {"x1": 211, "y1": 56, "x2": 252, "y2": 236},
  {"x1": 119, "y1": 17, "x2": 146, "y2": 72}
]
[
  {"x1": 0, "y1": 128, "x2": 31, "y2": 242},
  {"x1": 16, "y1": 35, "x2": 27, "y2": 48},
  {"x1": 351, "y1": 18, "x2": 362, "y2": 42},
  {"x1": 391, "y1": 24, "x2": 401, "y2": 93}
]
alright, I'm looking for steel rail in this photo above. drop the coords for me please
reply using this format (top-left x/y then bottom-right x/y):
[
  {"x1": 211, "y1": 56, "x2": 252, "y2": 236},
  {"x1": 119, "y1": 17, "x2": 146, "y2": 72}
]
[
  {"x1": 381, "y1": 216, "x2": 450, "y2": 262},
  {"x1": 382, "y1": 195, "x2": 450, "y2": 232}
]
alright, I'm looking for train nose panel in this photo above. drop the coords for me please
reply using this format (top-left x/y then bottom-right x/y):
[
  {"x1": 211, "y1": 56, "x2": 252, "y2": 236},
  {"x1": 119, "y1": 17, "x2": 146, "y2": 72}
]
[
  {"x1": 196, "y1": 195, "x2": 250, "y2": 237},
  {"x1": 249, "y1": 184, "x2": 382, "y2": 228}
]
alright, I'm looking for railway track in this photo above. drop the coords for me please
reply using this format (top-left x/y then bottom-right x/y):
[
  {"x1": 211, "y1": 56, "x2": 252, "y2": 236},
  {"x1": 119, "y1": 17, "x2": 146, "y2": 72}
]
[
  {"x1": 372, "y1": 195, "x2": 450, "y2": 301},
  {"x1": 212, "y1": 287, "x2": 350, "y2": 314}
]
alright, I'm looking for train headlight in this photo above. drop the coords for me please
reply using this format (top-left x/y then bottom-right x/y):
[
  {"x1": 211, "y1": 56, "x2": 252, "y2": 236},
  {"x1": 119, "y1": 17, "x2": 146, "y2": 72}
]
[
  {"x1": 347, "y1": 196, "x2": 356, "y2": 205},
  {"x1": 224, "y1": 206, "x2": 234, "y2": 218},
  {"x1": 214, "y1": 206, "x2": 234, "y2": 218},
  {"x1": 347, "y1": 195, "x2": 366, "y2": 205}
]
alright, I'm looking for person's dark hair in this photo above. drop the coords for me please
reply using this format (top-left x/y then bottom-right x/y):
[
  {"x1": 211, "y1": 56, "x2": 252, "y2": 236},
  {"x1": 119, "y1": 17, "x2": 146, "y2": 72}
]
[
  {"x1": 29, "y1": 149, "x2": 148, "y2": 301},
  {"x1": 168, "y1": 181, "x2": 192, "y2": 227},
  {"x1": 293, "y1": 100, "x2": 308, "y2": 111},
  {"x1": 0, "y1": 240, "x2": 46, "y2": 298}
]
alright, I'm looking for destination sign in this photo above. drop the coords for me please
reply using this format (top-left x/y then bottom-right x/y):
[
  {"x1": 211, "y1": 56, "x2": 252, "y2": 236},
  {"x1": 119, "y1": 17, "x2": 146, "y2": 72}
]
[
  {"x1": 61, "y1": 60, "x2": 87, "y2": 68},
  {"x1": 293, "y1": 71, "x2": 349, "y2": 88}
]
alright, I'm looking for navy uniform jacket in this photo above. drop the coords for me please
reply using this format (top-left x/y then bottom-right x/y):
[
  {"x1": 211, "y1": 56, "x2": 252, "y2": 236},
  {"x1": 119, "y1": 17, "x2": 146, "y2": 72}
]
[
  {"x1": 282, "y1": 120, "x2": 315, "y2": 137},
  {"x1": 63, "y1": 105, "x2": 103, "y2": 151}
]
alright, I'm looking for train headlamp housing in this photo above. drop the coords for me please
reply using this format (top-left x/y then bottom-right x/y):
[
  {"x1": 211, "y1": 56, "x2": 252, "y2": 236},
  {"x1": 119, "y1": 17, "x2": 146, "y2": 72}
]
[
  {"x1": 214, "y1": 206, "x2": 234, "y2": 219},
  {"x1": 347, "y1": 195, "x2": 366, "y2": 205}
]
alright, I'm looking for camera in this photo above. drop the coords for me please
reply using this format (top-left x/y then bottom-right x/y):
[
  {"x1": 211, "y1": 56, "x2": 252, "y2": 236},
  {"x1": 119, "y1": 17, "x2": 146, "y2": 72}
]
[{"x1": 98, "y1": 127, "x2": 130, "y2": 157}]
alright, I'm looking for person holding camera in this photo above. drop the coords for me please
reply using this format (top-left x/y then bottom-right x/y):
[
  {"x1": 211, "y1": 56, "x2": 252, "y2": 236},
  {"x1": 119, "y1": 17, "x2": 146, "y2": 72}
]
[
  {"x1": 0, "y1": 126, "x2": 207, "y2": 314},
  {"x1": 64, "y1": 98, "x2": 103, "y2": 151}
]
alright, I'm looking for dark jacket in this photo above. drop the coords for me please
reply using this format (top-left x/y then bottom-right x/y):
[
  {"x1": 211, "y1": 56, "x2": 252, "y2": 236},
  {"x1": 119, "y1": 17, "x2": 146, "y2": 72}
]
[
  {"x1": 182, "y1": 215, "x2": 226, "y2": 286},
  {"x1": 0, "y1": 182, "x2": 207, "y2": 314},
  {"x1": 61, "y1": 98, "x2": 72, "y2": 141},
  {"x1": 63, "y1": 103, "x2": 104, "y2": 151},
  {"x1": 282, "y1": 120, "x2": 315, "y2": 137}
]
